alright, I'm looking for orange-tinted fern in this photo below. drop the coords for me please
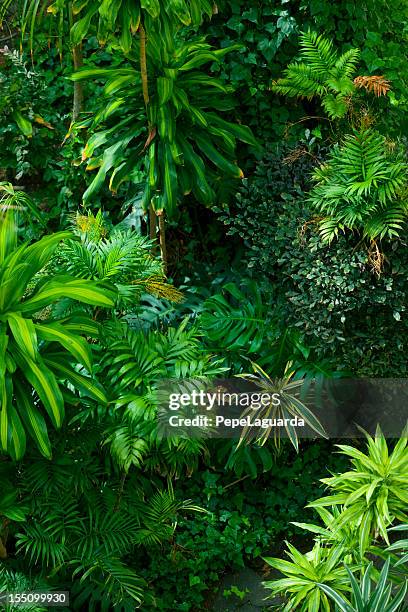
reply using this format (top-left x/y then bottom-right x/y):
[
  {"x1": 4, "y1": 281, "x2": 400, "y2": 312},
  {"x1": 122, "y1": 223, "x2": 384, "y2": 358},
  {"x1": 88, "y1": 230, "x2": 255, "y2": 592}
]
[{"x1": 353, "y1": 75, "x2": 391, "y2": 96}]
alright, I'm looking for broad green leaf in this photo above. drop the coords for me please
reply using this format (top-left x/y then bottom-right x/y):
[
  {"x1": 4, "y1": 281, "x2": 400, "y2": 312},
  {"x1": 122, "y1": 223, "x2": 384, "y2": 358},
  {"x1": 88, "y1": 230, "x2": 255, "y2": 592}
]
[
  {"x1": 141, "y1": 0, "x2": 160, "y2": 19},
  {"x1": 45, "y1": 357, "x2": 108, "y2": 404},
  {"x1": 157, "y1": 76, "x2": 174, "y2": 105},
  {"x1": 35, "y1": 322, "x2": 93, "y2": 372},
  {"x1": 13, "y1": 348, "x2": 64, "y2": 429},
  {"x1": 15, "y1": 380, "x2": 52, "y2": 459},
  {"x1": 6, "y1": 312, "x2": 38, "y2": 362},
  {"x1": 12, "y1": 110, "x2": 33, "y2": 137},
  {"x1": 20, "y1": 278, "x2": 116, "y2": 313},
  {"x1": 7, "y1": 402, "x2": 26, "y2": 461}
]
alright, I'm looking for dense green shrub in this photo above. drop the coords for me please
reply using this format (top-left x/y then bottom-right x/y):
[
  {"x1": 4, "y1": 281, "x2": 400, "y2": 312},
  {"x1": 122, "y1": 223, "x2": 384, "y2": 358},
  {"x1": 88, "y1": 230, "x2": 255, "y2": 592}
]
[
  {"x1": 0, "y1": 48, "x2": 59, "y2": 180},
  {"x1": 1, "y1": 3, "x2": 408, "y2": 611},
  {"x1": 202, "y1": 0, "x2": 408, "y2": 144},
  {"x1": 140, "y1": 441, "x2": 347, "y2": 610},
  {"x1": 223, "y1": 144, "x2": 408, "y2": 375}
]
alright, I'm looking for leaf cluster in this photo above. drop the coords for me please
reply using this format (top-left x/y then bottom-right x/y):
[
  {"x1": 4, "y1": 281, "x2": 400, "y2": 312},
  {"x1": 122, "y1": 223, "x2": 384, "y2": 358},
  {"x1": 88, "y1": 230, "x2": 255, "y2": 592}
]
[{"x1": 271, "y1": 30, "x2": 360, "y2": 118}]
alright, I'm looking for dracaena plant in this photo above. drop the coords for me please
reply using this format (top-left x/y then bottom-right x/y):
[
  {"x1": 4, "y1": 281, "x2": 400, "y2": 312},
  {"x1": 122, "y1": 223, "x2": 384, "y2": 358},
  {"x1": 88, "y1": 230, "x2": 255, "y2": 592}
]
[
  {"x1": 9, "y1": 0, "x2": 216, "y2": 129},
  {"x1": 291, "y1": 505, "x2": 361, "y2": 564},
  {"x1": 264, "y1": 541, "x2": 352, "y2": 612},
  {"x1": 17, "y1": 0, "x2": 215, "y2": 53},
  {"x1": 71, "y1": 34, "x2": 257, "y2": 215},
  {"x1": 69, "y1": 0, "x2": 216, "y2": 47},
  {"x1": 318, "y1": 559, "x2": 408, "y2": 612},
  {"x1": 0, "y1": 193, "x2": 115, "y2": 460},
  {"x1": 388, "y1": 524, "x2": 408, "y2": 563},
  {"x1": 308, "y1": 427, "x2": 408, "y2": 558},
  {"x1": 235, "y1": 362, "x2": 327, "y2": 451}
]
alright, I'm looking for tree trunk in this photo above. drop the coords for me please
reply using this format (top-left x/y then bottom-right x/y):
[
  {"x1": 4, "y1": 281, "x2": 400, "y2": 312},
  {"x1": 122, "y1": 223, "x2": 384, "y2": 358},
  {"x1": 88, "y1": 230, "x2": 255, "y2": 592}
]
[{"x1": 139, "y1": 24, "x2": 149, "y2": 107}]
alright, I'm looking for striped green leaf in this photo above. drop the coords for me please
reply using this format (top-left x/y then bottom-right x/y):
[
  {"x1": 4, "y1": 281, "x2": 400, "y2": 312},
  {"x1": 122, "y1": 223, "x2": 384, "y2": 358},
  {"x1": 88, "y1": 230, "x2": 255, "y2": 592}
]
[
  {"x1": 13, "y1": 348, "x2": 65, "y2": 429},
  {"x1": 7, "y1": 402, "x2": 26, "y2": 461},
  {"x1": 7, "y1": 312, "x2": 38, "y2": 362},
  {"x1": 45, "y1": 357, "x2": 108, "y2": 405},
  {"x1": 14, "y1": 380, "x2": 52, "y2": 459},
  {"x1": 20, "y1": 278, "x2": 116, "y2": 313},
  {"x1": 35, "y1": 322, "x2": 93, "y2": 372}
]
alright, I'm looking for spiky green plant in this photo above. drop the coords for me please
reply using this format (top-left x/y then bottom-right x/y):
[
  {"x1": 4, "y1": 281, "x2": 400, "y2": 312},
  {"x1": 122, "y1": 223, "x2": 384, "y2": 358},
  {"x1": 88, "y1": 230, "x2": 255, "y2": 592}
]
[
  {"x1": 236, "y1": 362, "x2": 327, "y2": 451},
  {"x1": 71, "y1": 35, "x2": 257, "y2": 215},
  {"x1": 387, "y1": 523, "x2": 408, "y2": 567},
  {"x1": 318, "y1": 559, "x2": 407, "y2": 612},
  {"x1": 59, "y1": 211, "x2": 183, "y2": 308},
  {"x1": 264, "y1": 541, "x2": 352, "y2": 612},
  {"x1": 308, "y1": 427, "x2": 408, "y2": 558}
]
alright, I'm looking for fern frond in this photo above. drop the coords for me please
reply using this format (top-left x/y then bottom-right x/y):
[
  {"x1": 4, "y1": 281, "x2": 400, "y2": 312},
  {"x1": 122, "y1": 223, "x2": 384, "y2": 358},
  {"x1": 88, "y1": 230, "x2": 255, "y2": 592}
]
[
  {"x1": 72, "y1": 556, "x2": 146, "y2": 607},
  {"x1": 200, "y1": 282, "x2": 267, "y2": 354},
  {"x1": 318, "y1": 217, "x2": 345, "y2": 243},
  {"x1": 354, "y1": 75, "x2": 391, "y2": 96},
  {"x1": 104, "y1": 425, "x2": 149, "y2": 472},
  {"x1": 135, "y1": 483, "x2": 204, "y2": 545},
  {"x1": 364, "y1": 204, "x2": 407, "y2": 239},
  {"x1": 144, "y1": 436, "x2": 207, "y2": 477},
  {"x1": 101, "y1": 323, "x2": 165, "y2": 394},
  {"x1": 335, "y1": 48, "x2": 361, "y2": 77},
  {"x1": 271, "y1": 31, "x2": 359, "y2": 119},
  {"x1": 322, "y1": 93, "x2": 349, "y2": 118},
  {"x1": 0, "y1": 567, "x2": 50, "y2": 610},
  {"x1": 326, "y1": 75, "x2": 355, "y2": 95},
  {"x1": 299, "y1": 31, "x2": 338, "y2": 74},
  {"x1": 272, "y1": 63, "x2": 326, "y2": 99},
  {"x1": 61, "y1": 239, "x2": 100, "y2": 279},
  {"x1": 74, "y1": 509, "x2": 141, "y2": 558},
  {"x1": 16, "y1": 524, "x2": 68, "y2": 567},
  {"x1": 60, "y1": 216, "x2": 182, "y2": 308},
  {"x1": 309, "y1": 128, "x2": 408, "y2": 240}
]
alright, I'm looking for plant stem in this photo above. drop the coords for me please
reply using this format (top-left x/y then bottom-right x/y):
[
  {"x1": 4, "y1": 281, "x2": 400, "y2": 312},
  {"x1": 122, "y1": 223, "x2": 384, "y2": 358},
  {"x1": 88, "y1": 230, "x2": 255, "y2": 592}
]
[
  {"x1": 139, "y1": 23, "x2": 149, "y2": 107},
  {"x1": 0, "y1": 537, "x2": 6, "y2": 559},
  {"x1": 158, "y1": 211, "x2": 167, "y2": 274},
  {"x1": 114, "y1": 472, "x2": 127, "y2": 512},
  {"x1": 139, "y1": 23, "x2": 155, "y2": 238},
  {"x1": 72, "y1": 43, "x2": 84, "y2": 122},
  {"x1": 140, "y1": 22, "x2": 162, "y2": 256},
  {"x1": 149, "y1": 201, "x2": 157, "y2": 244}
]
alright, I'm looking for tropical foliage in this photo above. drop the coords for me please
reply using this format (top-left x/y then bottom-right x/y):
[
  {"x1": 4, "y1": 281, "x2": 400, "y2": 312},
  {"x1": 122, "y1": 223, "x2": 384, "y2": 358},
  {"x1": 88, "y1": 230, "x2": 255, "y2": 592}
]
[
  {"x1": 308, "y1": 428, "x2": 408, "y2": 556},
  {"x1": 264, "y1": 541, "x2": 352, "y2": 612},
  {"x1": 0, "y1": 1, "x2": 407, "y2": 609},
  {"x1": 318, "y1": 559, "x2": 407, "y2": 612},
  {"x1": 271, "y1": 30, "x2": 360, "y2": 118},
  {"x1": 265, "y1": 434, "x2": 408, "y2": 611},
  {"x1": 0, "y1": 194, "x2": 114, "y2": 459},
  {"x1": 310, "y1": 129, "x2": 408, "y2": 241},
  {"x1": 59, "y1": 210, "x2": 183, "y2": 306},
  {"x1": 71, "y1": 36, "x2": 257, "y2": 215}
]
